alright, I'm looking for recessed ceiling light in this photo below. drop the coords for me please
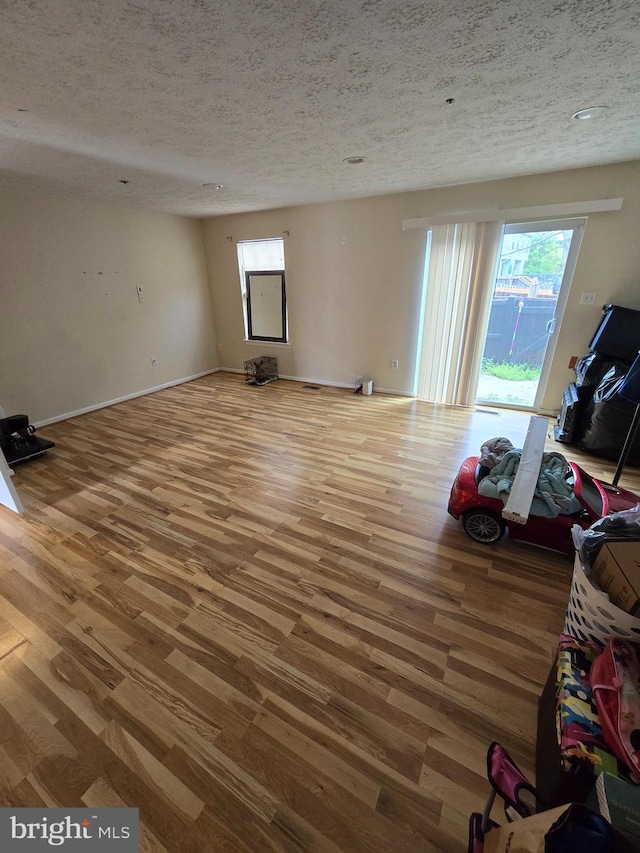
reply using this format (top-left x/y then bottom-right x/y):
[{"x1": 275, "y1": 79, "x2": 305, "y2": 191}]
[
  {"x1": 202, "y1": 183, "x2": 224, "y2": 189},
  {"x1": 571, "y1": 106, "x2": 609, "y2": 121},
  {"x1": 343, "y1": 156, "x2": 365, "y2": 165}
]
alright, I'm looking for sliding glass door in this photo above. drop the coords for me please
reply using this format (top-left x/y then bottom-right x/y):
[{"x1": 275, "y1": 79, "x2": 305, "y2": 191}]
[{"x1": 475, "y1": 219, "x2": 585, "y2": 410}]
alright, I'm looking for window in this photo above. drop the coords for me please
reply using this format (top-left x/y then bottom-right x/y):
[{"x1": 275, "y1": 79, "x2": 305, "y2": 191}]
[{"x1": 237, "y1": 238, "x2": 288, "y2": 343}]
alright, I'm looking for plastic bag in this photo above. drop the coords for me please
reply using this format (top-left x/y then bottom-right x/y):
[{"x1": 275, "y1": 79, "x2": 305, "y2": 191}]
[
  {"x1": 575, "y1": 352, "x2": 621, "y2": 391},
  {"x1": 483, "y1": 803, "x2": 613, "y2": 853},
  {"x1": 577, "y1": 365, "x2": 640, "y2": 464},
  {"x1": 572, "y1": 504, "x2": 640, "y2": 572}
]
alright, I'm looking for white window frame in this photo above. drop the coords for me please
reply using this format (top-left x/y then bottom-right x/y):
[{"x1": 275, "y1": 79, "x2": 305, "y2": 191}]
[{"x1": 237, "y1": 238, "x2": 288, "y2": 343}]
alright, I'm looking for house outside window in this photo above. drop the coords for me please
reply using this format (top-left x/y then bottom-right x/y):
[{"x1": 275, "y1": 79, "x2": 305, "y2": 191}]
[{"x1": 237, "y1": 238, "x2": 288, "y2": 343}]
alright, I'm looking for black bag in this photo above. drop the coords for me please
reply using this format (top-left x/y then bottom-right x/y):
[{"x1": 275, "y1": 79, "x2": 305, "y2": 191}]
[{"x1": 577, "y1": 366, "x2": 640, "y2": 464}]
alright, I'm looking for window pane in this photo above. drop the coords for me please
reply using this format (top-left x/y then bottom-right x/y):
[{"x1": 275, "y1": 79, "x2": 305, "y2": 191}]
[
  {"x1": 237, "y1": 237, "x2": 288, "y2": 342},
  {"x1": 248, "y1": 274, "x2": 285, "y2": 339}
]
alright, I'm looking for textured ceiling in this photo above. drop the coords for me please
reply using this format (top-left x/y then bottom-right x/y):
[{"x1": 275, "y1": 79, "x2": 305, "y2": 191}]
[{"x1": 1, "y1": 0, "x2": 639, "y2": 217}]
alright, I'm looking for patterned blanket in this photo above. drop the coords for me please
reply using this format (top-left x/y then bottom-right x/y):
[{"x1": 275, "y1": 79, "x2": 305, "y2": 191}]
[{"x1": 478, "y1": 449, "x2": 582, "y2": 517}]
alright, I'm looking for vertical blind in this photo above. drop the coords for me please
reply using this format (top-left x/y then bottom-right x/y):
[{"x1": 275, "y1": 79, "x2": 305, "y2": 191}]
[{"x1": 416, "y1": 220, "x2": 502, "y2": 406}]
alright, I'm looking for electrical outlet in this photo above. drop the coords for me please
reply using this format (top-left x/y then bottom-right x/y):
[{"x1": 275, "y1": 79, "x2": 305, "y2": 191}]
[
  {"x1": 341, "y1": 237, "x2": 347, "y2": 246},
  {"x1": 350, "y1": 374, "x2": 357, "y2": 384},
  {"x1": 392, "y1": 359, "x2": 399, "y2": 369},
  {"x1": 580, "y1": 291, "x2": 597, "y2": 305},
  {"x1": 136, "y1": 285, "x2": 144, "y2": 302},
  {"x1": 151, "y1": 356, "x2": 157, "y2": 366}
]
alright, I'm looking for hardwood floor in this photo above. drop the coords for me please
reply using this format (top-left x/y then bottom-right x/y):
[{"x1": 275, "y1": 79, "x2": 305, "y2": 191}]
[{"x1": 1, "y1": 372, "x2": 639, "y2": 851}]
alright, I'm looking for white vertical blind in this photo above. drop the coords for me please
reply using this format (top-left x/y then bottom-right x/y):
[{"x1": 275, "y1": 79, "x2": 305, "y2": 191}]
[
  {"x1": 456, "y1": 220, "x2": 503, "y2": 405},
  {"x1": 416, "y1": 220, "x2": 502, "y2": 405},
  {"x1": 417, "y1": 223, "x2": 476, "y2": 404}
]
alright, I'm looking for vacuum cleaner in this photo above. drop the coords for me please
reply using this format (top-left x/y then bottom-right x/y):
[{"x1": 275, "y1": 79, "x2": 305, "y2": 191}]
[{"x1": 0, "y1": 414, "x2": 55, "y2": 466}]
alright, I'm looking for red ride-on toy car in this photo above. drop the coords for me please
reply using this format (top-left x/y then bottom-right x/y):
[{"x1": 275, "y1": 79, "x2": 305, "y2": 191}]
[{"x1": 447, "y1": 456, "x2": 640, "y2": 555}]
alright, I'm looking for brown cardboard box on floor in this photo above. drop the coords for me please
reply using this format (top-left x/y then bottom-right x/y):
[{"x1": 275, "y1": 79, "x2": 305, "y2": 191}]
[{"x1": 591, "y1": 542, "x2": 640, "y2": 617}]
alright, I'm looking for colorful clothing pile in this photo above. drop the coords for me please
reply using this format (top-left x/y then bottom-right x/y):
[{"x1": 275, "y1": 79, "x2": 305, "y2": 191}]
[{"x1": 556, "y1": 634, "x2": 621, "y2": 777}]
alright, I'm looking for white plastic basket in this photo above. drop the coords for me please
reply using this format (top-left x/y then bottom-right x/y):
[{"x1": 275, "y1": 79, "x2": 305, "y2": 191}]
[{"x1": 564, "y1": 553, "x2": 640, "y2": 649}]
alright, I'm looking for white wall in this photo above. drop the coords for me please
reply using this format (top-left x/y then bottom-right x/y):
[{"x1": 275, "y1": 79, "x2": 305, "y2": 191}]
[
  {"x1": 3, "y1": 162, "x2": 639, "y2": 425},
  {"x1": 0, "y1": 189, "x2": 219, "y2": 423},
  {"x1": 202, "y1": 160, "x2": 640, "y2": 412}
]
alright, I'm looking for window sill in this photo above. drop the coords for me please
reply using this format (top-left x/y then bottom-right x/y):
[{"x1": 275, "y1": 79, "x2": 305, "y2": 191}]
[{"x1": 243, "y1": 340, "x2": 291, "y2": 347}]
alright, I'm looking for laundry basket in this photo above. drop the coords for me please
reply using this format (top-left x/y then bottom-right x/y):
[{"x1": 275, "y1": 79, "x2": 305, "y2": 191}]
[{"x1": 563, "y1": 553, "x2": 640, "y2": 649}]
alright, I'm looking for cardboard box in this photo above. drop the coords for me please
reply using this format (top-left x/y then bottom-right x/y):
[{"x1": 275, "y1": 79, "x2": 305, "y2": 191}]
[
  {"x1": 585, "y1": 772, "x2": 640, "y2": 839},
  {"x1": 591, "y1": 542, "x2": 640, "y2": 616}
]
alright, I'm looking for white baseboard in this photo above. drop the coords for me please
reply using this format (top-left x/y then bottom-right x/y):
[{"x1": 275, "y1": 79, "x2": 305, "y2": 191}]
[
  {"x1": 34, "y1": 368, "x2": 221, "y2": 427},
  {"x1": 36, "y1": 367, "x2": 411, "y2": 428},
  {"x1": 220, "y1": 368, "x2": 412, "y2": 397},
  {"x1": 368, "y1": 386, "x2": 414, "y2": 397},
  {"x1": 281, "y1": 373, "x2": 352, "y2": 389},
  {"x1": 281, "y1": 372, "x2": 413, "y2": 396}
]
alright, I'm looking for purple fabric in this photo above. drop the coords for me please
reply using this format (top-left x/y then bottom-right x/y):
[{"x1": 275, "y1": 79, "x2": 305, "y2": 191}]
[{"x1": 487, "y1": 742, "x2": 539, "y2": 816}]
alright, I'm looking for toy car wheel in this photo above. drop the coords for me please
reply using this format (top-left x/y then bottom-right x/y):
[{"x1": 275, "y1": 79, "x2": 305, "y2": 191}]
[{"x1": 462, "y1": 508, "x2": 505, "y2": 544}]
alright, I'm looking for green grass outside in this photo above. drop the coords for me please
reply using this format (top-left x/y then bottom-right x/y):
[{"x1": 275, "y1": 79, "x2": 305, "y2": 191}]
[{"x1": 481, "y1": 358, "x2": 541, "y2": 382}]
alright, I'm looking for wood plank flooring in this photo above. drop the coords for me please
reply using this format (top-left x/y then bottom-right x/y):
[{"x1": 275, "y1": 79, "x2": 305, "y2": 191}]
[{"x1": 1, "y1": 372, "x2": 639, "y2": 851}]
